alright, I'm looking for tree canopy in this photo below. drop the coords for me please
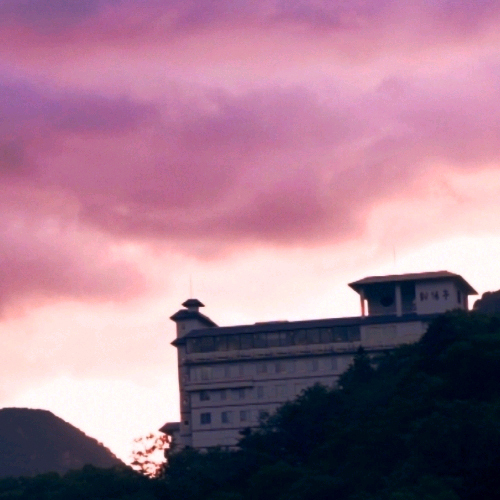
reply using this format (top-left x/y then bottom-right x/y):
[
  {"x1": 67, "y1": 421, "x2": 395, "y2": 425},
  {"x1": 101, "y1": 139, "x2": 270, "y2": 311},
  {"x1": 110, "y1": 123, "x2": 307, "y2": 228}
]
[
  {"x1": 2, "y1": 310, "x2": 500, "y2": 499},
  {"x1": 163, "y1": 311, "x2": 500, "y2": 500}
]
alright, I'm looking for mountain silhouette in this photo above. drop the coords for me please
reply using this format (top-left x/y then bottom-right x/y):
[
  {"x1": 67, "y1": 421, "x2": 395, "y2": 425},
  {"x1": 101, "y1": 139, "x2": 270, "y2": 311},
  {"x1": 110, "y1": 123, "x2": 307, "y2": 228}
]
[{"x1": 0, "y1": 407, "x2": 123, "y2": 477}]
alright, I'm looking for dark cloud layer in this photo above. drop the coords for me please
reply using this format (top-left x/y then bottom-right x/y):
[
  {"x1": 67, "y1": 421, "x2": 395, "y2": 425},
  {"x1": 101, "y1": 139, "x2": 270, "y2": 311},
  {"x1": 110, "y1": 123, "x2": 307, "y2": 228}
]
[
  {"x1": 0, "y1": 0, "x2": 105, "y2": 31},
  {"x1": 1, "y1": 0, "x2": 500, "y2": 43},
  {"x1": 0, "y1": 76, "x2": 155, "y2": 136},
  {"x1": 0, "y1": 0, "x2": 500, "y2": 308},
  {"x1": 0, "y1": 75, "x2": 151, "y2": 308},
  {"x1": 1, "y1": 68, "x2": 500, "y2": 249}
]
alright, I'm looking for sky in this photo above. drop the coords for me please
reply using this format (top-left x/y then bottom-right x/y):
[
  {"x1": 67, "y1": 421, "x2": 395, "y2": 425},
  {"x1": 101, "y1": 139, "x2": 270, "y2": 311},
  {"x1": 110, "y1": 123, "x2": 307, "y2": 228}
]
[{"x1": 1, "y1": 0, "x2": 500, "y2": 463}]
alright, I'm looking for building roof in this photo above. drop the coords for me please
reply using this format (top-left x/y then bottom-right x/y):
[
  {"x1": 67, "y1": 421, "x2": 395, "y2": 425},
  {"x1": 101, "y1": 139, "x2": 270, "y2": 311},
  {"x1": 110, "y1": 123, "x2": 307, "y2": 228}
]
[
  {"x1": 159, "y1": 422, "x2": 180, "y2": 435},
  {"x1": 349, "y1": 271, "x2": 477, "y2": 295},
  {"x1": 169, "y1": 309, "x2": 218, "y2": 327},
  {"x1": 182, "y1": 298, "x2": 205, "y2": 308}
]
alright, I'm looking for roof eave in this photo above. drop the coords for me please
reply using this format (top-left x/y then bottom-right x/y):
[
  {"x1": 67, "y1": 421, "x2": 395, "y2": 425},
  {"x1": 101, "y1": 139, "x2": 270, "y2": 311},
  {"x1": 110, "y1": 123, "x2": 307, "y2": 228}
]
[{"x1": 349, "y1": 273, "x2": 477, "y2": 295}]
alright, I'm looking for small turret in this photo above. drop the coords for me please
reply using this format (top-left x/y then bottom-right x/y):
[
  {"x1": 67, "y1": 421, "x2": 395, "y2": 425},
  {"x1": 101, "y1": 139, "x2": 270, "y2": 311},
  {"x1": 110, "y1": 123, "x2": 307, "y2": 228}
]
[{"x1": 170, "y1": 298, "x2": 217, "y2": 338}]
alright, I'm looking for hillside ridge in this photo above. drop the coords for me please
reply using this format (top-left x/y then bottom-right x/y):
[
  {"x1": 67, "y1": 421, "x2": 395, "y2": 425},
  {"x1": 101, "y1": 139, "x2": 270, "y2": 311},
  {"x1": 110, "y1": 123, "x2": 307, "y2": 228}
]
[{"x1": 0, "y1": 407, "x2": 123, "y2": 477}]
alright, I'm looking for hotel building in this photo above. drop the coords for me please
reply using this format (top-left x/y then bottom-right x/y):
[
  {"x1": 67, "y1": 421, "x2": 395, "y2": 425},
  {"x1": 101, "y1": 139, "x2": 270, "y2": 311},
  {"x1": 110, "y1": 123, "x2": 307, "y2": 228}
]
[{"x1": 161, "y1": 271, "x2": 476, "y2": 449}]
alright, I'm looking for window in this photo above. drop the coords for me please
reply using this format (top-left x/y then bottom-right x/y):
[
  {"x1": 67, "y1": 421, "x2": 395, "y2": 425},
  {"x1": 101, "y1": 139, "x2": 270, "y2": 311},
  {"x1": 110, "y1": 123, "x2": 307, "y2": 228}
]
[
  {"x1": 287, "y1": 360, "x2": 296, "y2": 373},
  {"x1": 214, "y1": 336, "x2": 228, "y2": 351},
  {"x1": 200, "y1": 413, "x2": 211, "y2": 425},
  {"x1": 221, "y1": 411, "x2": 232, "y2": 424},
  {"x1": 257, "y1": 386, "x2": 264, "y2": 399},
  {"x1": 294, "y1": 330, "x2": 308, "y2": 345},
  {"x1": 199, "y1": 391, "x2": 210, "y2": 401},
  {"x1": 331, "y1": 326, "x2": 360, "y2": 342},
  {"x1": 280, "y1": 332, "x2": 293, "y2": 346},
  {"x1": 245, "y1": 363, "x2": 255, "y2": 376},
  {"x1": 307, "y1": 329, "x2": 321, "y2": 344},
  {"x1": 320, "y1": 329, "x2": 333, "y2": 343},
  {"x1": 231, "y1": 388, "x2": 245, "y2": 400},
  {"x1": 227, "y1": 335, "x2": 240, "y2": 351},
  {"x1": 200, "y1": 367, "x2": 212, "y2": 381},
  {"x1": 332, "y1": 327, "x2": 348, "y2": 342},
  {"x1": 220, "y1": 390, "x2": 227, "y2": 401},
  {"x1": 240, "y1": 334, "x2": 253, "y2": 349},
  {"x1": 254, "y1": 333, "x2": 267, "y2": 349},
  {"x1": 200, "y1": 336, "x2": 215, "y2": 352},
  {"x1": 347, "y1": 326, "x2": 361, "y2": 342},
  {"x1": 267, "y1": 332, "x2": 280, "y2": 347},
  {"x1": 274, "y1": 361, "x2": 283, "y2": 373},
  {"x1": 257, "y1": 362, "x2": 267, "y2": 374},
  {"x1": 457, "y1": 290, "x2": 462, "y2": 304},
  {"x1": 224, "y1": 365, "x2": 231, "y2": 378},
  {"x1": 331, "y1": 357, "x2": 338, "y2": 370},
  {"x1": 307, "y1": 359, "x2": 319, "y2": 372},
  {"x1": 240, "y1": 410, "x2": 249, "y2": 422}
]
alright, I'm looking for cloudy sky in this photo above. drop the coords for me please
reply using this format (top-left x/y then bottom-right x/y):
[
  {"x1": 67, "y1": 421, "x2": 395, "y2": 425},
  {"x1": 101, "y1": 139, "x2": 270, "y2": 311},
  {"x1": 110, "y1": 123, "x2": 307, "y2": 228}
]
[{"x1": 1, "y1": 0, "x2": 500, "y2": 462}]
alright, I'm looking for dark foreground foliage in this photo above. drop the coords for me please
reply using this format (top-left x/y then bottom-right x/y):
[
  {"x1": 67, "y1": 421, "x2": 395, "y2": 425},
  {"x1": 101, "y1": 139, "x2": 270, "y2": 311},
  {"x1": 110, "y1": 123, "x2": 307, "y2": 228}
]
[
  {"x1": 163, "y1": 311, "x2": 500, "y2": 500},
  {"x1": 3, "y1": 311, "x2": 500, "y2": 499},
  {"x1": 0, "y1": 465, "x2": 162, "y2": 499}
]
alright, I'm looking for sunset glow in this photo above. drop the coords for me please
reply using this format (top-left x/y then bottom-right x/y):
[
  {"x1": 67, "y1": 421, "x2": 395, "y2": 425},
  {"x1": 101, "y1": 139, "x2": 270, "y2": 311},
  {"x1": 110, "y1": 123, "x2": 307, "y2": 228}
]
[{"x1": 1, "y1": 0, "x2": 500, "y2": 462}]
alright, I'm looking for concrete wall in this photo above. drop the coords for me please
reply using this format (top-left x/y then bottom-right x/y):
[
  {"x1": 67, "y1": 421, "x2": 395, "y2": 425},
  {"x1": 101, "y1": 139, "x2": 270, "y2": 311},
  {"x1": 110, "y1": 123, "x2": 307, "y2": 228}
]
[
  {"x1": 184, "y1": 353, "x2": 353, "y2": 449},
  {"x1": 415, "y1": 280, "x2": 462, "y2": 315},
  {"x1": 361, "y1": 321, "x2": 426, "y2": 347},
  {"x1": 179, "y1": 319, "x2": 431, "y2": 449}
]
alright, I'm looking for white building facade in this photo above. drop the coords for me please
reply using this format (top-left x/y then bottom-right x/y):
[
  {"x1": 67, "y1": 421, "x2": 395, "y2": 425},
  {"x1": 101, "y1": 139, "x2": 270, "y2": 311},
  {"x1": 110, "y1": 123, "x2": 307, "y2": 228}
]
[{"x1": 162, "y1": 271, "x2": 476, "y2": 449}]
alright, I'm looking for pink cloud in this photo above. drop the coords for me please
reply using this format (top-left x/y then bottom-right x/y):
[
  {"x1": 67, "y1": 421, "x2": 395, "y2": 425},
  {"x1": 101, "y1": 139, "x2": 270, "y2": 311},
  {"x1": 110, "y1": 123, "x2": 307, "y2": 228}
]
[
  {"x1": 1, "y1": 66, "x2": 499, "y2": 250},
  {"x1": 0, "y1": 186, "x2": 146, "y2": 314},
  {"x1": 0, "y1": 1, "x2": 499, "y2": 308}
]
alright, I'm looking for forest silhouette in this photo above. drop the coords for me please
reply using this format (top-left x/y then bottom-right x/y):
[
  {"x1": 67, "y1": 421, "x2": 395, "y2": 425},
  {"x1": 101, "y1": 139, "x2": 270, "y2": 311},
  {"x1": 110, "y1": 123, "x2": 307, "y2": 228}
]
[{"x1": 2, "y1": 310, "x2": 500, "y2": 499}]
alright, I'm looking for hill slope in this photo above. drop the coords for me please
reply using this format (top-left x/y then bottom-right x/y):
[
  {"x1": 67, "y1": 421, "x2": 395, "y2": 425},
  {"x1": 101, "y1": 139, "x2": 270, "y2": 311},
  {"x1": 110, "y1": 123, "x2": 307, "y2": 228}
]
[{"x1": 0, "y1": 408, "x2": 122, "y2": 477}]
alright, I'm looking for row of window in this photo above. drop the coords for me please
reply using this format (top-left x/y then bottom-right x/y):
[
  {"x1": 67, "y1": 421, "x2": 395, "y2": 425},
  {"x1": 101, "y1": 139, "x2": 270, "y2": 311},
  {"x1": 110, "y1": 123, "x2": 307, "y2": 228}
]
[
  {"x1": 200, "y1": 409, "x2": 269, "y2": 426},
  {"x1": 199, "y1": 388, "x2": 244, "y2": 402},
  {"x1": 186, "y1": 326, "x2": 361, "y2": 354},
  {"x1": 198, "y1": 383, "x2": 298, "y2": 403},
  {"x1": 190, "y1": 357, "x2": 341, "y2": 382}
]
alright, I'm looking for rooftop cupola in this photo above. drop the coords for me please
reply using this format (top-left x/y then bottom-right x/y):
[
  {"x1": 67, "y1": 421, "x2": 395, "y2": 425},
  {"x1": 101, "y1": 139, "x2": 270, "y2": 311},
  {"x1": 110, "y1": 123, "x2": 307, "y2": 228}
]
[
  {"x1": 182, "y1": 298, "x2": 205, "y2": 312},
  {"x1": 349, "y1": 271, "x2": 477, "y2": 318},
  {"x1": 170, "y1": 298, "x2": 217, "y2": 338}
]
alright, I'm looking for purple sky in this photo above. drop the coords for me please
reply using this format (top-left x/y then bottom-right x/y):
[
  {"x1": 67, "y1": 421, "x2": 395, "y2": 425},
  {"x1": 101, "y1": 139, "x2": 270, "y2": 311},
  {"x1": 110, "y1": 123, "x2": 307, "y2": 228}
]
[{"x1": 2, "y1": 0, "x2": 500, "y2": 461}]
